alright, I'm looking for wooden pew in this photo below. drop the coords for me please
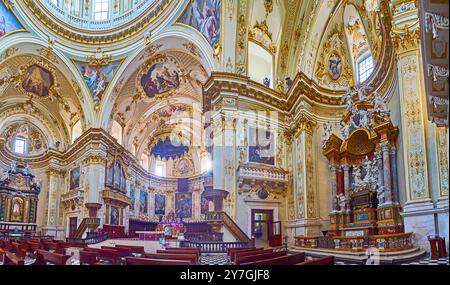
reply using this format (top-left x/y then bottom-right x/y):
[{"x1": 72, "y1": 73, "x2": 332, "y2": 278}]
[
  {"x1": 79, "y1": 250, "x2": 99, "y2": 265},
  {"x1": 241, "y1": 252, "x2": 306, "y2": 265},
  {"x1": 234, "y1": 249, "x2": 272, "y2": 263},
  {"x1": 227, "y1": 247, "x2": 256, "y2": 256},
  {"x1": 3, "y1": 251, "x2": 25, "y2": 265},
  {"x1": 156, "y1": 250, "x2": 200, "y2": 263},
  {"x1": 101, "y1": 246, "x2": 132, "y2": 259},
  {"x1": 0, "y1": 248, "x2": 5, "y2": 263},
  {"x1": 114, "y1": 245, "x2": 145, "y2": 256},
  {"x1": 144, "y1": 253, "x2": 197, "y2": 265},
  {"x1": 235, "y1": 251, "x2": 286, "y2": 265},
  {"x1": 11, "y1": 242, "x2": 28, "y2": 258},
  {"x1": 297, "y1": 256, "x2": 334, "y2": 265},
  {"x1": 96, "y1": 249, "x2": 120, "y2": 265},
  {"x1": 125, "y1": 257, "x2": 191, "y2": 265},
  {"x1": 33, "y1": 249, "x2": 71, "y2": 265},
  {"x1": 42, "y1": 242, "x2": 60, "y2": 252},
  {"x1": 229, "y1": 248, "x2": 263, "y2": 262}
]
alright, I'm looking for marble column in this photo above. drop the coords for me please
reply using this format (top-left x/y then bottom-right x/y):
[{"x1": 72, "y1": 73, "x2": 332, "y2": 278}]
[
  {"x1": 375, "y1": 150, "x2": 384, "y2": 191},
  {"x1": 44, "y1": 166, "x2": 64, "y2": 238},
  {"x1": 381, "y1": 143, "x2": 392, "y2": 205},
  {"x1": 337, "y1": 166, "x2": 344, "y2": 195},
  {"x1": 329, "y1": 165, "x2": 337, "y2": 212},
  {"x1": 390, "y1": 146, "x2": 399, "y2": 204},
  {"x1": 343, "y1": 165, "x2": 350, "y2": 211}
]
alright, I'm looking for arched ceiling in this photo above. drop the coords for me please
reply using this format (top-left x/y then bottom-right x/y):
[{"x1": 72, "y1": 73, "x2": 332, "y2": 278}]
[
  {"x1": 0, "y1": 53, "x2": 85, "y2": 149},
  {"x1": 110, "y1": 46, "x2": 208, "y2": 158}
]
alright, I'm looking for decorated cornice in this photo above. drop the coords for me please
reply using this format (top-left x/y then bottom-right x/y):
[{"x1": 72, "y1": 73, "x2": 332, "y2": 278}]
[
  {"x1": 17, "y1": 0, "x2": 176, "y2": 45},
  {"x1": 391, "y1": 26, "x2": 421, "y2": 54}
]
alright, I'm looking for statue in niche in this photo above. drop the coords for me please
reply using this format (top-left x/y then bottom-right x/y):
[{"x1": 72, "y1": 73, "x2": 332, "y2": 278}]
[
  {"x1": 321, "y1": 122, "x2": 333, "y2": 147},
  {"x1": 376, "y1": 184, "x2": 385, "y2": 204},
  {"x1": 10, "y1": 161, "x2": 16, "y2": 172},
  {"x1": 340, "y1": 122, "x2": 350, "y2": 140},
  {"x1": 338, "y1": 193, "x2": 347, "y2": 212}
]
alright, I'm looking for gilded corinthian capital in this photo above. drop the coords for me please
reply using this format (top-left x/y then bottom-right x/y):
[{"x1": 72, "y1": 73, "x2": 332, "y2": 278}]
[{"x1": 391, "y1": 26, "x2": 421, "y2": 54}]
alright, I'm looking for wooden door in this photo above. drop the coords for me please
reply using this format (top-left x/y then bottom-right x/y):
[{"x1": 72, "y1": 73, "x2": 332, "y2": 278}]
[{"x1": 269, "y1": 221, "x2": 282, "y2": 247}]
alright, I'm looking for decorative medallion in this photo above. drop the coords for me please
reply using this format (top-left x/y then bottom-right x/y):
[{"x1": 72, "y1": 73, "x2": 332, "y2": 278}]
[{"x1": 328, "y1": 53, "x2": 342, "y2": 81}]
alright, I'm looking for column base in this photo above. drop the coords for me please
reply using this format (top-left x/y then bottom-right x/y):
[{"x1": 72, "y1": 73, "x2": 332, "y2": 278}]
[
  {"x1": 284, "y1": 218, "x2": 322, "y2": 238},
  {"x1": 401, "y1": 199, "x2": 436, "y2": 252},
  {"x1": 436, "y1": 198, "x2": 449, "y2": 252}
]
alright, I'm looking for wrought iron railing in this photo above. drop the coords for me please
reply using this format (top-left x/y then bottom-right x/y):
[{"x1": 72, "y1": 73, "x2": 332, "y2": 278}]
[
  {"x1": 180, "y1": 240, "x2": 250, "y2": 253},
  {"x1": 66, "y1": 233, "x2": 109, "y2": 245}
]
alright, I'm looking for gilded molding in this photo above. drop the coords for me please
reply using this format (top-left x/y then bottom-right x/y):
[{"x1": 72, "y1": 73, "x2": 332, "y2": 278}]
[{"x1": 391, "y1": 26, "x2": 421, "y2": 54}]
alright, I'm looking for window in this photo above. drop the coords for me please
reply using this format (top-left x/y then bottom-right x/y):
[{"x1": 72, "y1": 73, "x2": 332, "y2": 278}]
[
  {"x1": 358, "y1": 55, "x2": 374, "y2": 83},
  {"x1": 155, "y1": 161, "x2": 165, "y2": 177},
  {"x1": 71, "y1": 120, "x2": 82, "y2": 144},
  {"x1": 14, "y1": 137, "x2": 27, "y2": 154},
  {"x1": 141, "y1": 154, "x2": 149, "y2": 171},
  {"x1": 94, "y1": 0, "x2": 109, "y2": 20}
]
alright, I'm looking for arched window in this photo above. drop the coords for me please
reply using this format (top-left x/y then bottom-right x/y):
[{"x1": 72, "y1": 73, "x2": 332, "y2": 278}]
[
  {"x1": 357, "y1": 54, "x2": 374, "y2": 83},
  {"x1": 13, "y1": 137, "x2": 27, "y2": 155},
  {"x1": 94, "y1": 0, "x2": 109, "y2": 20},
  {"x1": 248, "y1": 42, "x2": 274, "y2": 88},
  {"x1": 154, "y1": 160, "x2": 166, "y2": 177},
  {"x1": 111, "y1": 120, "x2": 123, "y2": 145},
  {"x1": 71, "y1": 120, "x2": 82, "y2": 144},
  {"x1": 140, "y1": 154, "x2": 149, "y2": 171}
]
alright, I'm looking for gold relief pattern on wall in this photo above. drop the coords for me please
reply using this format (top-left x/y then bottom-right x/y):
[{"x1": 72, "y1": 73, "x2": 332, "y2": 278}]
[
  {"x1": 400, "y1": 54, "x2": 429, "y2": 200},
  {"x1": 436, "y1": 127, "x2": 449, "y2": 197},
  {"x1": 295, "y1": 136, "x2": 305, "y2": 219},
  {"x1": 305, "y1": 133, "x2": 316, "y2": 218},
  {"x1": 235, "y1": 0, "x2": 248, "y2": 75}
]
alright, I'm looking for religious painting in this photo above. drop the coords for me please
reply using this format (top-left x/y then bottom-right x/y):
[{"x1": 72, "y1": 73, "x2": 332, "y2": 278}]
[
  {"x1": 21, "y1": 64, "x2": 54, "y2": 97},
  {"x1": 75, "y1": 61, "x2": 121, "y2": 103},
  {"x1": 175, "y1": 192, "x2": 192, "y2": 219},
  {"x1": 179, "y1": 0, "x2": 221, "y2": 47},
  {"x1": 328, "y1": 54, "x2": 342, "y2": 81},
  {"x1": 10, "y1": 197, "x2": 24, "y2": 222},
  {"x1": 0, "y1": 1, "x2": 24, "y2": 39},
  {"x1": 201, "y1": 195, "x2": 209, "y2": 214},
  {"x1": 110, "y1": 207, "x2": 119, "y2": 225},
  {"x1": 69, "y1": 166, "x2": 81, "y2": 190},
  {"x1": 139, "y1": 191, "x2": 148, "y2": 214},
  {"x1": 130, "y1": 184, "x2": 135, "y2": 211},
  {"x1": 140, "y1": 61, "x2": 180, "y2": 98},
  {"x1": 248, "y1": 127, "x2": 275, "y2": 165},
  {"x1": 175, "y1": 158, "x2": 192, "y2": 176},
  {"x1": 114, "y1": 159, "x2": 121, "y2": 189},
  {"x1": 155, "y1": 194, "x2": 166, "y2": 215}
]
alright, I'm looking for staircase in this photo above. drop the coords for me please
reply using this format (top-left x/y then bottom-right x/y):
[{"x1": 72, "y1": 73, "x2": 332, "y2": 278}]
[
  {"x1": 72, "y1": 218, "x2": 100, "y2": 239},
  {"x1": 205, "y1": 211, "x2": 252, "y2": 245}
]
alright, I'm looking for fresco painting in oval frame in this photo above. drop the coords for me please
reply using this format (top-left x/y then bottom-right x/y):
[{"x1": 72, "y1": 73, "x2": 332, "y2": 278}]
[
  {"x1": 328, "y1": 53, "x2": 342, "y2": 81},
  {"x1": 140, "y1": 60, "x2": 180, "y2": 98}
]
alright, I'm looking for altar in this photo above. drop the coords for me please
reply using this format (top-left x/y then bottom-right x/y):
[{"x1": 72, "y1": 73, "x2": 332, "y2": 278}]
[
  {"x1": 156, "y1": 222, "x2": 184, "y2": 238},
  {"x1": 136, "y1": 231, "x2": 164, "y2": 241}
]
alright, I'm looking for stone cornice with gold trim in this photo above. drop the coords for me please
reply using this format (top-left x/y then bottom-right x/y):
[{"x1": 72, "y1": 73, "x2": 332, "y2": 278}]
[{"x1": 391, "y1": 26, "x2": 421, "y2": 54}]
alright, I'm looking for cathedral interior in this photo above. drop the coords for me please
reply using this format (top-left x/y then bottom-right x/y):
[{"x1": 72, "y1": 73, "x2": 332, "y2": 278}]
[{"x1": 0, "y1": 0, "x2": 449, "y2": 266}]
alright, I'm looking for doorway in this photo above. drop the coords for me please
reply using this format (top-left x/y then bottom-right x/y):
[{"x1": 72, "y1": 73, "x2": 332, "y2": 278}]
[
  {"x1": 68, "y1": 217, "x2": 78, "y2": 238},
  {"x1": 251, "y1": 209, "x2": 273, "y2": 248}
]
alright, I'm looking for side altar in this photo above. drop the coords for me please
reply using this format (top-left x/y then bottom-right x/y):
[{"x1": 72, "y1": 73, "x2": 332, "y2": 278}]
[
  {"x1": 297, "y1": 84, "x2": 414, "y2": 252},
  {"x1": 0, "y1": 162, "x2": 41, "y2": 233}
]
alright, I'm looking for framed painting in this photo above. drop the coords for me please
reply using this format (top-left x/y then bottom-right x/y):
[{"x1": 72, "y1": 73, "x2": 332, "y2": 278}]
[
  {"x1": 110, "y1": 207, "x2": 119, "y2": 225},
  {"x1": 140, "y1": 60, "x2": 180, "y2": 98},
  {"x1": 248, "y1": 127, "x2": 275, "y2": 165},
  {"x1": 69, "y1": 166, "x2": 81, "y2": 190},
  {"x1": 328, "y1": 53, "x2": 342, "y2": 81},
  {"x1": 154, "y1": 194, "x2": 166, "y2": 215},
  {"x1": 21, "y1": 64, "x2": 55, "y2": 97},
  {"x1": 139, "y1": 191, "x2": 148, "y2": 214},
  {"x1": 175, "y1": 192, "x2": 192, "y2": 219}
]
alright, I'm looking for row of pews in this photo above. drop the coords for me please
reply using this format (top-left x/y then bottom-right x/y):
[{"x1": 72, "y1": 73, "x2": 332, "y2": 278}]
[
  {"x1": 228, "y1": 247, "x2": 335, "y2": 265},
  {"x1": 0, "y1": 238, "x2": 85, "y2": 265}
]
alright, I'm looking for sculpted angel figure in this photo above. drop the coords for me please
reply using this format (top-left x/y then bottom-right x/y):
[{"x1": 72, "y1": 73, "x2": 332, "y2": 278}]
[
  {"x1": 357, "y1": 84, "x2": 368, "y2": 101},
  {"x1": 376, "y1": 184, "x2": 385, "y2": 204},
  {"x1": 359, "y1": 109, "x2": 372, "y2": 129},
  {"x1": 342, "y1": 87, "x2": 355, "y2": 111},
  {"x1": 0, "y1": 170, "x2": 9, "y2": 184},
  {"x1": 353, "y1": 166, "x2": 364, "y2": 188},
  {"x1": 340, "y1": 122, "x2": 350, "y2": 140},
  {"x1": 321, "y1": 122, "x2": 333, "y2": 147},
  {"x1": 338, "y1": 193, "x2": 347, "y2": 212},
  {"x1": 373, "y1": 92, "x2": 390, "y2": 118},
  {"x1": 10, "y1": 161, "x2": 16, "y2": 172}
]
